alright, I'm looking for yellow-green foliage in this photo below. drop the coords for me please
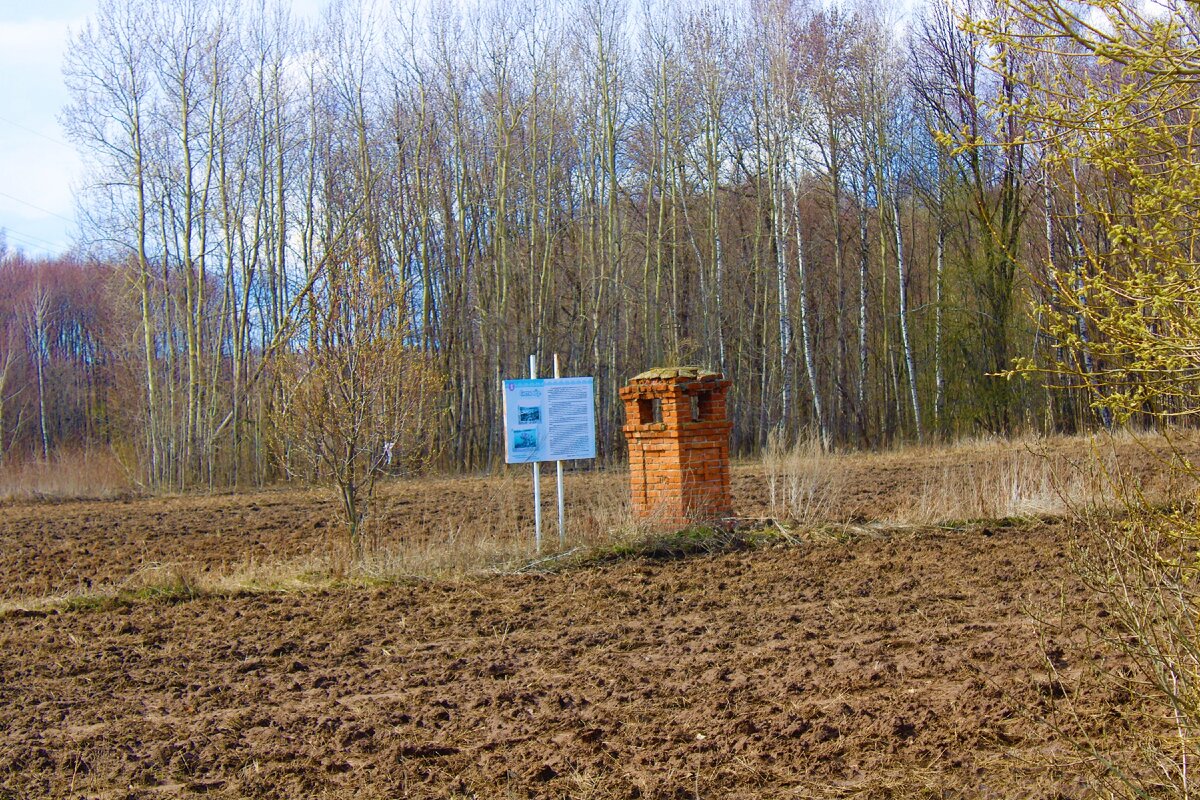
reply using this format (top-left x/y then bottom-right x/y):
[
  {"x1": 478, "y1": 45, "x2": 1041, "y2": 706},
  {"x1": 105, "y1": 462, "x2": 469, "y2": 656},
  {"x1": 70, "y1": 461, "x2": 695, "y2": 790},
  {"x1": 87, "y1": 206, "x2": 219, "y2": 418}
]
[
  {"x1": 979, "y1": 1, "x2": 1200, "y2": 794},
  {"x1": 982, "y1": 0, "x2": 1200, "y2": 423}
]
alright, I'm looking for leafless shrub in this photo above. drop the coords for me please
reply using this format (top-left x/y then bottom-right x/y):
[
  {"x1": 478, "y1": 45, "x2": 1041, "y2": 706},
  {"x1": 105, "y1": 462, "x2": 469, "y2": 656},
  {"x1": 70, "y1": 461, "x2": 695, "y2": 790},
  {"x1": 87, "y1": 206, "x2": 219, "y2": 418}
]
[
  {"x1": 1060, "y1": 436, "x2": 1200, "y2": 798},
  {"x1": 268, "y1": 240, "x2": 443, "y2": 559}
]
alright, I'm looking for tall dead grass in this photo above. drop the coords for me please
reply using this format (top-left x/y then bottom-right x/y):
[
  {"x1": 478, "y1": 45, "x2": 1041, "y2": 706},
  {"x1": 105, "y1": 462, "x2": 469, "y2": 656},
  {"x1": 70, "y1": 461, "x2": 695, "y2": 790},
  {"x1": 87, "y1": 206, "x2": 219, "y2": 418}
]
[
  {"x1": 762, "y1": 429, "x2": 841, "y2": 525},
  {"x1": 885, "y1": 440, "x2": 1115, "y2": 525},
  {"x1": 760, "y1": 431, "x2": 1133, "y2": 528},
  {"x1": 0, "y1": 448, "x2": 132, "y2": 501}
]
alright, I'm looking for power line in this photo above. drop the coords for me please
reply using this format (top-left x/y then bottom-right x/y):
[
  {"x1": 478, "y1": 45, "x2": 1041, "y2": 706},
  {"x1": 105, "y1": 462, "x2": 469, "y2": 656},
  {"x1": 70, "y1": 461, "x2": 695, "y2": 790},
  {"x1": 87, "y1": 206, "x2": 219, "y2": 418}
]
[
  {"x1": 1, "y1": 225, "x2": 68, "y2": 254},
  {"x1": 5, "y1": 232, "x2": 64, "y2": 253},
  {"x1": 0, "y1": 113, "x2": 74, "y2": 150},
  {"x1": 0, "y1": 191, "x2": 75, "y2": 224}
]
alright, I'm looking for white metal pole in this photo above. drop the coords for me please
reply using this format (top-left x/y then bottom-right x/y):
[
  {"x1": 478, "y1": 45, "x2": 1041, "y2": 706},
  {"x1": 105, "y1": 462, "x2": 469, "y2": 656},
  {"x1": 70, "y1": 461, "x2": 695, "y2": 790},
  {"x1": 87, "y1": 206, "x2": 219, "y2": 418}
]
[
  {"x1": 530, "y1": 354, "x2": 542, "y2": 553},
  {"x1": 553, "y1": 353, "x2": 565, "y2": 549}
]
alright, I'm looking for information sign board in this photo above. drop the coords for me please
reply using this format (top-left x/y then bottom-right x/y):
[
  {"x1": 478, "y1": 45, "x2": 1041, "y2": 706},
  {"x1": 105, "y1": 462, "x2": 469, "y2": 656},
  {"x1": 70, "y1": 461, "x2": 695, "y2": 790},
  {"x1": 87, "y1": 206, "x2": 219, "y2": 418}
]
[{"x1": 502, "y1": 377, "x2": 596, "y2": 463}]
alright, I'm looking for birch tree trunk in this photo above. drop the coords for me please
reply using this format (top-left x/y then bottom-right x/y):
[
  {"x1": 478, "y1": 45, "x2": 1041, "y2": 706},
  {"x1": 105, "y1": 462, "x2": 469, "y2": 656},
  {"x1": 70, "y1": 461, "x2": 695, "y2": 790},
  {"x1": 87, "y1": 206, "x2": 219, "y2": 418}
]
[{"x1": 892, "y1": 192, "x2": 923, "y2": 441}]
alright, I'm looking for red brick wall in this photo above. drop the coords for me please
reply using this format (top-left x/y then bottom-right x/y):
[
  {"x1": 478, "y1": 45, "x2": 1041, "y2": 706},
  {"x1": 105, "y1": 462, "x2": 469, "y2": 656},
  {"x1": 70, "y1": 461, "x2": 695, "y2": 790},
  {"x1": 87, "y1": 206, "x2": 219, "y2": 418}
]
[{"x1": 619, "y1": 371, "x2": 732, "y2": 528}]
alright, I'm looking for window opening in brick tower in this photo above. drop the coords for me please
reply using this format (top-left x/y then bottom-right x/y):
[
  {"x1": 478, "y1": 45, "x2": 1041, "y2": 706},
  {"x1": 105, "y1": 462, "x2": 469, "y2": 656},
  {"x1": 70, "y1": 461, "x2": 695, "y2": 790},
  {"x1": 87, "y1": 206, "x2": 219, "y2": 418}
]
[{"x1": 636, "y1": 397, "x2": 663, "y2": 424}]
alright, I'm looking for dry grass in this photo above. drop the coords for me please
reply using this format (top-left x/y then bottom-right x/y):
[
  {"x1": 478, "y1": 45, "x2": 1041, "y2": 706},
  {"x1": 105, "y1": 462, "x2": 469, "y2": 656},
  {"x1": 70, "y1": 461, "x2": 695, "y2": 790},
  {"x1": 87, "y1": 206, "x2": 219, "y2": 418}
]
[
  {"x1": 5, "y1": 428, "x2": 1192, "y2": 617},
  {"x1": 212, "y1": 467, "x2": 642, "y2": 588},
  {"x1": 356, "y1": 468, "x2": 635, "y2": 578},
  {"x1": 884, "y1": 441, "x2": 1113, "y2": 525},
  {"x1": 0, "y1": 448, "x2": 132, "y2": 500},
  {"x1": 912, "y1": 429, "x2": 1196, "y2": 522},
  {"x1": 0, "y1": 465, "x2": 642, "y2": 616},
  {"x1": 758, "y1": 429, "x2": 1189, "y2": 529},
  {"x1": 762, "y1": 428, "x2": 842, "y2": 526}
]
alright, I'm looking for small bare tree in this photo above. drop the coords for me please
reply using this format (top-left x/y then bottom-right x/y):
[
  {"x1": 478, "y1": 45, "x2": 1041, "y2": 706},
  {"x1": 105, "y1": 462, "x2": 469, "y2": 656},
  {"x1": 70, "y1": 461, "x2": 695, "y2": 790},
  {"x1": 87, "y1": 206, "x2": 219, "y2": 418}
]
[{"x1": 270, "y1": 239, "x2": 442, "y2": 559}]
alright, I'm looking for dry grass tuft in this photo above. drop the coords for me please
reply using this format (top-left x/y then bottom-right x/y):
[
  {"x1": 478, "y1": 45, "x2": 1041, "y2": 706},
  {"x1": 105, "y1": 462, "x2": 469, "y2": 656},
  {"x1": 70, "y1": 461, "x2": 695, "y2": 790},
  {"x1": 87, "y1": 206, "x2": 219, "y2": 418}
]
[{"x1": 762, "y1": 428, "x2": 842, "y2": 525}]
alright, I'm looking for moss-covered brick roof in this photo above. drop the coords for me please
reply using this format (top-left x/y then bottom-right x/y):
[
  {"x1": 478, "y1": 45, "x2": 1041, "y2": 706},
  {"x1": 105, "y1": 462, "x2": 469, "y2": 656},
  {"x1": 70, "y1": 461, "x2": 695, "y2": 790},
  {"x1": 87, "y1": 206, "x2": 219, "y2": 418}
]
[{"x1": 630, "y1": 366, "x2": 720, "y2": 381}]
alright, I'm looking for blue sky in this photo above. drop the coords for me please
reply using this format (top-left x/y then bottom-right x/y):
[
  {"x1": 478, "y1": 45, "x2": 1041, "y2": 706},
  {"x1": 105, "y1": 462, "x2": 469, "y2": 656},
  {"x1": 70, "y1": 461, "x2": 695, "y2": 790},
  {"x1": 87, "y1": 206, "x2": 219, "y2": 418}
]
[
  {"x1": 0, "y1": 0, "x2": 91, "y2": 259},
  {"x1": 0, "y1": 0, "x2": 916, "y2": 260},
  {"x1": 0, "y1": 0, "x2": 342, "y2": 260}
]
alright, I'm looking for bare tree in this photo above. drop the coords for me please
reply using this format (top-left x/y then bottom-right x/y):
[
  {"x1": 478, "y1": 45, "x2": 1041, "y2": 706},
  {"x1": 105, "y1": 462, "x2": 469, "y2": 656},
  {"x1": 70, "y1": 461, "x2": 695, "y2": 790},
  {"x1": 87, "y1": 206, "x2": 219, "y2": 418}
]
[
  {"x1": 24, "y1": 286, "x2": 51, "y2": 462},
  {"x1": 46, "y1": 0, "x2": 1083, "y2": 482},
  {"x1": 64, "y1": 0, "x2": 164, "y2": 480},
  {"x1": 271, "y1": 239, "x2": 441, "y2": 556}
]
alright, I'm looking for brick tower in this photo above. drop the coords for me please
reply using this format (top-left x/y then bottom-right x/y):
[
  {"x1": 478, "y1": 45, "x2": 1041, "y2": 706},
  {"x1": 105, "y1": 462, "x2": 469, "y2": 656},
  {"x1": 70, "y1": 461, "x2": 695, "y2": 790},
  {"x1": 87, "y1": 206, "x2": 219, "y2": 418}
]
[{"x1": 619, "y1": 367, "x2": 733, "y2": 528}]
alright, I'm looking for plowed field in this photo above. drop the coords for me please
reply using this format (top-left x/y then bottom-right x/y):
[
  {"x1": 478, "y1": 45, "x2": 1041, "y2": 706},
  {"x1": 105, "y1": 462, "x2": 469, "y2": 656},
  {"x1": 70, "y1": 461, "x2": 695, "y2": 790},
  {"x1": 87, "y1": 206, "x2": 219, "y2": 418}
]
[{"x1": 0, "y1": 436, "x2": 1173, "y2": 798}]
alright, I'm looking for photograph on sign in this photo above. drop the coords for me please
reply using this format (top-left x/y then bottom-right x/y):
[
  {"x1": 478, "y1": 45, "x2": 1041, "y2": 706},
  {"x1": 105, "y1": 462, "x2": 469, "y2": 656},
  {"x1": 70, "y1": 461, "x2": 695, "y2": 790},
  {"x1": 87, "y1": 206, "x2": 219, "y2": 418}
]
[
  {"x1": 512, "y1": 428, "x2": 538, "y2": 452},
  {"x1": 502, "y1": 377, "x2": 596, "y2": 463}
]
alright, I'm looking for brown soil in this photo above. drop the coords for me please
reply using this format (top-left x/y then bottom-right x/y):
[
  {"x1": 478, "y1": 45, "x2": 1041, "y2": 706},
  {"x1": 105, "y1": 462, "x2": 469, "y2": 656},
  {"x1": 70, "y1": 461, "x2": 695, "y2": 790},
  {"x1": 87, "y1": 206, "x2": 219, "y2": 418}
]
[
  {"x1": 0, "y1": 434, "x2": 1172, "y2": 798},
  {"x1": 2, "y1": 521, "x2": 1124, "y2": 799},
  {"x1": 2, "y1": 433, "x2": 1185, "y2": 602}
]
